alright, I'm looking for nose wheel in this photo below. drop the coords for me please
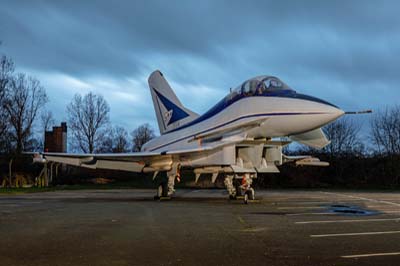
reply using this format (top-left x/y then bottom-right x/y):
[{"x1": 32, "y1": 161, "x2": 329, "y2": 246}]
[
  {"x1": 243, "y1": 189, "x2": 255, "y2": 204},
  {"x1": 224, "y1": 174, "x2": 256, "y2": 204},
  {"x1": 154, "y1": 182, "x2": 169, "y2": 200}
]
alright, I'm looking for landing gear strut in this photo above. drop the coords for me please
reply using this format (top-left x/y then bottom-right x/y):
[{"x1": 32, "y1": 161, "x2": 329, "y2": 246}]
[
  {"x1": 241, "y1": 174, "x2": 255, "y2": 204},
  {"x1": 224, "y1": 175, "x2": 237, "y2": 199}
]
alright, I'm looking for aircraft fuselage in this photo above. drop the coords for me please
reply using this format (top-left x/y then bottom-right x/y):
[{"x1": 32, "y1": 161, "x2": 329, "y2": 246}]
[{"x1": 143, "y1": 85, "x2": 344, "y2": 153}]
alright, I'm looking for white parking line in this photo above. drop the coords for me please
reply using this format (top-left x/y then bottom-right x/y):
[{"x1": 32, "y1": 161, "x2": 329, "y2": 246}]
[
  {"x1": 287, "y1": 212, "x2": 336, "y2": 216},
  {"x1": 365, "y1": 205, "x2": 400, "y2": 209},
  {"x1": 278, "y1": 206, "x2": 325, "y2": 210},
  {"x1": 342, "y1": 252, "x2": 400, "y2": 258},
  {"x1": 296, "y1": 218, "x2": 400, "y2": 224},
  {"x1": 322, "y1": 192, "x2": 400, "y2": 207},
  {"x1": 311, "y1": 230, "x2": 400, "y2": 238},
  {"x1": 275, "y1": 201, "x2": 332, "y2": 204}
]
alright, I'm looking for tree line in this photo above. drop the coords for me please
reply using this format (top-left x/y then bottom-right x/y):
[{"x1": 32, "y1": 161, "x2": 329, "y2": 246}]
[{"x1": 0, "y1": 47, "x2": 155, "y2": 155}]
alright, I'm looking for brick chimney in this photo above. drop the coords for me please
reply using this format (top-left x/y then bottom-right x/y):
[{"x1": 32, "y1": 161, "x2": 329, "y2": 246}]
[{"x1": 44, "y1": 122, "x2": 67, "y2": 153}]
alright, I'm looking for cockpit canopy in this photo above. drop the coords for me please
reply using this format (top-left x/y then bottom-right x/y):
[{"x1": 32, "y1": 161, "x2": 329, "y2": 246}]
[{"x1": 227, "y1": 76, "x2": 294, "y2": 100}]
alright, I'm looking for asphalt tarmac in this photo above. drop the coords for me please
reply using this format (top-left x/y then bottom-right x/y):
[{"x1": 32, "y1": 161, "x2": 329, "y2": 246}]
[{"x1": 1, "y1": 189, "x2": 400, "y2": 266}]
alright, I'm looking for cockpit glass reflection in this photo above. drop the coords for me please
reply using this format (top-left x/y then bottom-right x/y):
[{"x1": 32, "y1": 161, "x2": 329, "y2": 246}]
[{"x1": 227, "y1": 76, "x2": 293, "y2": 101}]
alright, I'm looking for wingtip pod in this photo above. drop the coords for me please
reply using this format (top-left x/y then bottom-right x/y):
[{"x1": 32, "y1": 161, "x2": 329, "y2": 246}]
[
  {"x1": 295, "y1": 157, "x2": 330, "y2": 167},
  {"x1": 33, "y1": 153, "x2": 46, "y2": 164}
]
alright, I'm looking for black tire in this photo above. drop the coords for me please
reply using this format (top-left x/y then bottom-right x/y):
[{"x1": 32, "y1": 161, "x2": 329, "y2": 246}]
[
  {"x1": 235, "y1": 183, "x2": 242, "y2": 197},
  {"x1": 155, "y1": 182, "x2": 169, "y2": 199},
  {"x1": 161, "y1": 182, "x2": 169, "y2": 197}
]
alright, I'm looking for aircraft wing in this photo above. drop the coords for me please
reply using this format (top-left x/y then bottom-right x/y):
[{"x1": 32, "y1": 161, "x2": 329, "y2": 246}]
[
  {"x1": 33, "y1": 151, "x2": 166, "y2": 172},
  {"x1": 31, "y1": 134, "x2": 248, "y2": 173}
]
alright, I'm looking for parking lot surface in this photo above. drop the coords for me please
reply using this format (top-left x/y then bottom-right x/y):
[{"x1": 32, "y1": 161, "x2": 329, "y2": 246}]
[{"x1": 1, "y1": 189, "x2": 400, "y2": 266}]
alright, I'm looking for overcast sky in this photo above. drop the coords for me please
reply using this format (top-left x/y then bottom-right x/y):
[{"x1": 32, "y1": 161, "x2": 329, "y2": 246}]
[{"x1": 1, "y1": 0, "x2": 399, "y2": 134}]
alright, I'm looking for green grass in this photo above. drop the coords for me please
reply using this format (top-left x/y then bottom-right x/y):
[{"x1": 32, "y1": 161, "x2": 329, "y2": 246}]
[
  {"x1": 0, "y1": 184, "x2": 133, "y2": 194},
  {"x1": 0, "y1": 187, "x2": 57, "y2": 194}
]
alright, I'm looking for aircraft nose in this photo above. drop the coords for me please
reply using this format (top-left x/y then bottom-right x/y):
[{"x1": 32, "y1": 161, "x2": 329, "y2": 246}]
[
  {"x1": 335, "y1": 107, "x2": 345, "y2": 117},
  {"x1": 321, "y1": 103, "x2": 345, "y2": 125},
  {"x1": 331, "y1": 106, "x2": 345, "y2": 120},
  {"x1": 293, "y1": 93, "x2": 344, "y2": 125}
]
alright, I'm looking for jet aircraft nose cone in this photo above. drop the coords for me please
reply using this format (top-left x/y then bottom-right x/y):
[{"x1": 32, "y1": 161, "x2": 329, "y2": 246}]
[
  {"x1": 295, "y1": 93, "x2": 344, "y2": 122},
  {"x1": 334, "y1": 107, "x2": 345, "y2": 118},
  {"x1": 321, "y1": 105, "x2": 345, "y2": 126}
]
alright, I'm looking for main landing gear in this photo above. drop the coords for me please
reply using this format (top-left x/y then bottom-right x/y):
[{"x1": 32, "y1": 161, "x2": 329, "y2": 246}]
[
  {"x1": 224, "y1": 174, "x2": 255, "y2": 204},
  {"x1": 154, "y1": 165, "x2": 180, "y2": 200},
  {"x1": 154, "y1": 174, "x2": 177, "y2": 200}
]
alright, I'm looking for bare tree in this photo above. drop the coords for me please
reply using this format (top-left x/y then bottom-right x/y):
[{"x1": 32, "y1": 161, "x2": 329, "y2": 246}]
[
  {"x1": 0, "y1": 55, "x2": 14, "y2": 138},
  {"x1": 371, "y1": 106, "x2": 400, "y2": 155},
  {"x1": 3, "y1": 73, "x2": 48, "y2": 153},
  {"x1": 67, "y1": 92, "x2": 110, "y2": 153},
  {"x1": 131, "y1": 123, "x2": 155, "y2": 152},
  {"x1": 41, "y1": 110, "x2": 55, "y2": 132},
  {"x1": 96, "y1": 126, "x2": 130, "y2": 153},
  {"x1": 113, "y1": 126, "x2": 129, "y2": 153},
  {"x1": 322, "y1": 117, "x2": 364, "y2": 157},
  {"x1": 96, "y1": 126, "x2": 114, "y2": 153}
]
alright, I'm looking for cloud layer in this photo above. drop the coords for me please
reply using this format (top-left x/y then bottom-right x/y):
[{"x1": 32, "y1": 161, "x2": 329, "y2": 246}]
[{"x1": 1, "y1": 0, "x2": 399, "y2": 132}]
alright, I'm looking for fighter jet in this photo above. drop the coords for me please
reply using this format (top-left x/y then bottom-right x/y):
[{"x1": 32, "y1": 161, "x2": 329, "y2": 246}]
[{"x1": 33, "y1": 70, "x2": 359, "y2": 202}]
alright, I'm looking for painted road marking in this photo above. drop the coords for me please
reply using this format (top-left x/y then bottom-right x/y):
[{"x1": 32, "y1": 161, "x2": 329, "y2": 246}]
[
  {"x1": 237, "y1": 215, "x2": 246, "y2": 225},
  {"x1": 286, "y1": 212, "x2": 336, "y2": 216},
  {"x1": 278, "y1": 206, "x2": 325, "y2": 210},
  {"x1": 240, "y1": 227, "x2": 268, "y2": 233},
  {"x1": 296, "y1": 218, "x2": 400, "y2": 224},
  {"x1": 322, "y1": 192, "x2": 400, "y2": 207},
  {"x1": 342, "y1": 252, "x2": 400, "y2": 258},
  {"x1": 311, "y1": 230, "x2": 400, "y2": 238}
]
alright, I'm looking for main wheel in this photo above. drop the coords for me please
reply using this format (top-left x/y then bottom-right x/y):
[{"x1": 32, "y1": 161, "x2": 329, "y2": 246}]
[
  {"x1": 229, "y1": 194, "x2": 237, "y2": 200},
  {"x1": 154, "y1": 182, "x2": 168, "y2": 200}
]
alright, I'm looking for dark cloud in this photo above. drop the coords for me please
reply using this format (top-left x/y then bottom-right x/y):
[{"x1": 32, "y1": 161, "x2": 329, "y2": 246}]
[{"x1": 1, "y1": 0, "x2": 399, "y2": 130}]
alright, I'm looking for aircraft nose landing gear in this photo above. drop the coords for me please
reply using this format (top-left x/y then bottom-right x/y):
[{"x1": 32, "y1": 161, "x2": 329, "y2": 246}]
[
  {"x1": 224, "y1": 173, "x2": 256, "y2": 204},
  {"x1": 240, "y1": 174, "x2": 255, "y2": 204}
]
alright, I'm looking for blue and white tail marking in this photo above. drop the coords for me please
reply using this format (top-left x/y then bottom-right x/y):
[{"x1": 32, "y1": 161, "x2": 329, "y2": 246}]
[{"x1": 148, "y1": 70, "x2": 199, "y2": 135}]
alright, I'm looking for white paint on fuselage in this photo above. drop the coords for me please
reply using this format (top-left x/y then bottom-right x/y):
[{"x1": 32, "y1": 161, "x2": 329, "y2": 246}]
[{"x1": 142, "y1": 96, "x2": 344, "y2": 152}]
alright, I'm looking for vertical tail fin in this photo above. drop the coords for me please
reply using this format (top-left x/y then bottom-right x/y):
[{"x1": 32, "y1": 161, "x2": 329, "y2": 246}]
[{"x1": 148, "y1": 70, "x2": 199, "y2": 135}]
